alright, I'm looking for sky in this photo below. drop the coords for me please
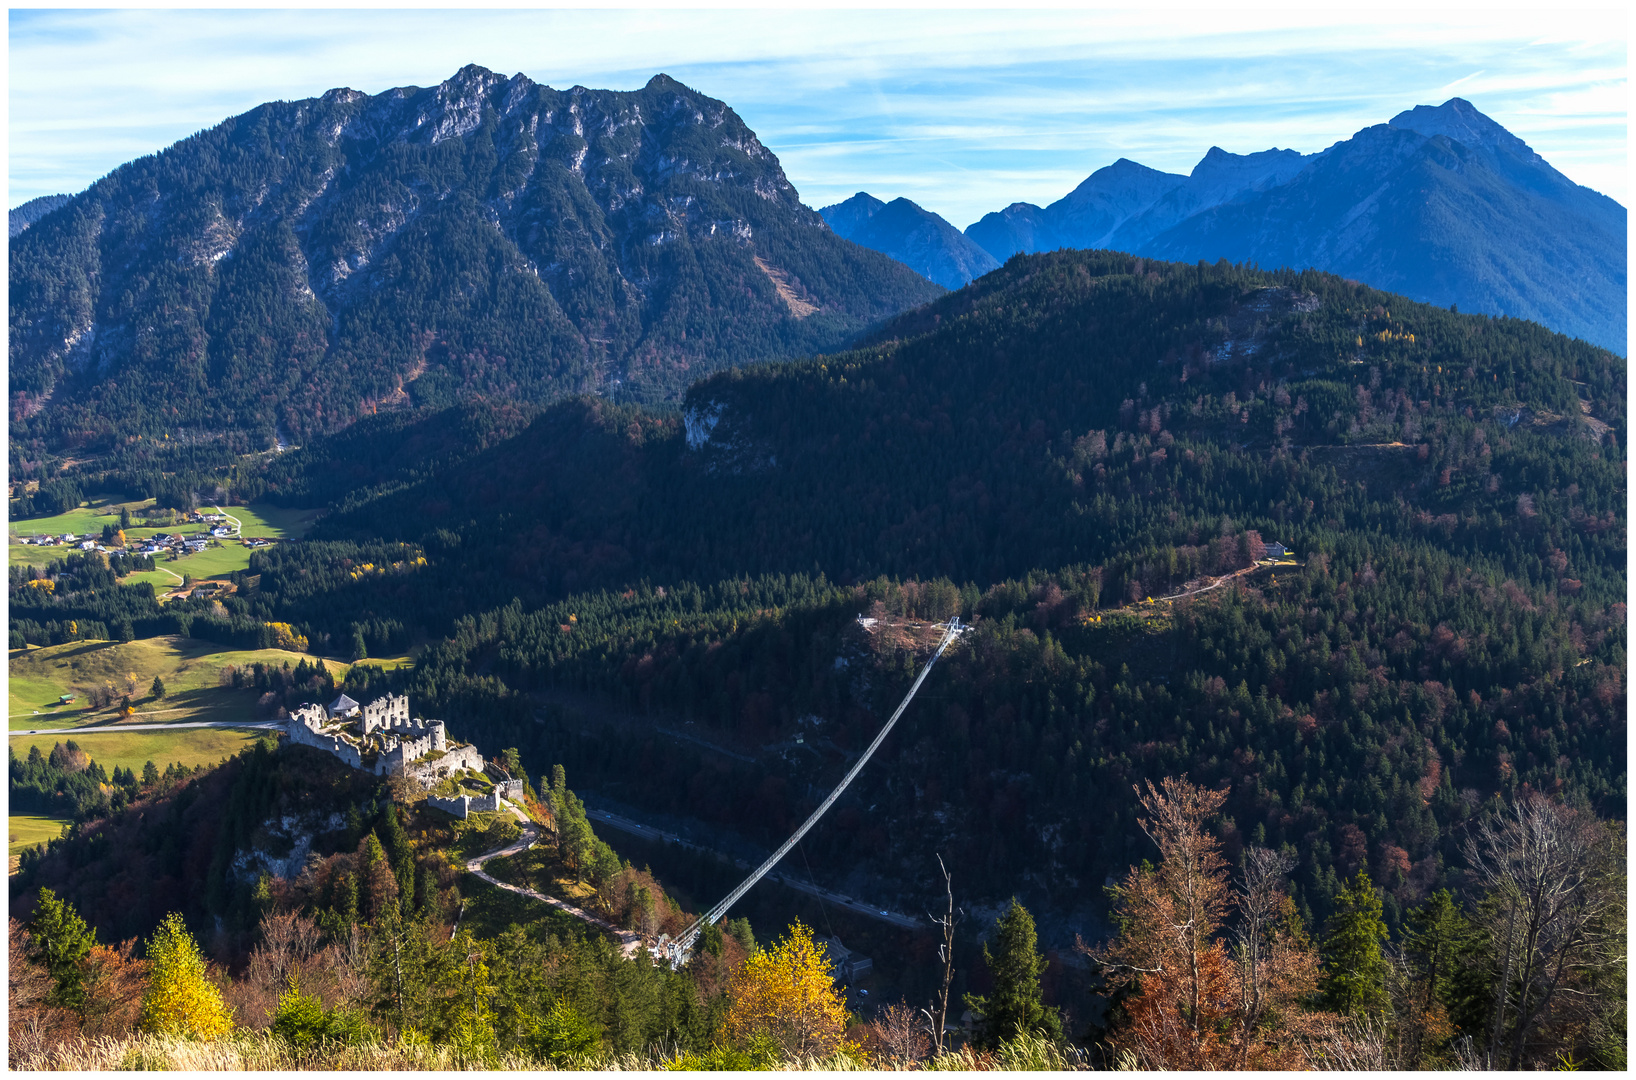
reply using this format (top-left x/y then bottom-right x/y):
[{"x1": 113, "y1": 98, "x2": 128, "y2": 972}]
[{"x1": 7, "y1": 6, "x2": 1628, "y2": 229}]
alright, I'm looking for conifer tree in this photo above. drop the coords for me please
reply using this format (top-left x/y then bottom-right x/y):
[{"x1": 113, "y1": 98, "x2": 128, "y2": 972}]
[
  {"x1": 1320, "y1": 870, "x2": 1390, "y2": 1016},
  {"x1": 1399, "y1": 889, "x2": 1471, "y2": 1066},
  {"x1": 27, "y1": 887, "x2": 97, "y2": 1013},
  {"x1": 965, "y1": 897, "x2": 1061, "y2": 1047},
  {"x1": 358, "y1": 834, "x2": 401, "y2": 921}
]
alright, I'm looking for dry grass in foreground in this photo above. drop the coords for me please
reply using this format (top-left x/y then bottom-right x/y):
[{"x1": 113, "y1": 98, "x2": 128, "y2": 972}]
[{"x1": 13, "y1": 1032, "x2": 1091, "y2": 1071}]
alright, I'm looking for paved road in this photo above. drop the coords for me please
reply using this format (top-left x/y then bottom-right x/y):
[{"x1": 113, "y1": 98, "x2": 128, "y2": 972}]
[
  {"x1": 587, "y1": 807, "x2": 920, "y2": 930},
  {"x1": 9, "y1": 720, "x2": 279, "y2": 735},
  {"x1": 466, "y1": 802, "x2": 643, "y2": 958}
]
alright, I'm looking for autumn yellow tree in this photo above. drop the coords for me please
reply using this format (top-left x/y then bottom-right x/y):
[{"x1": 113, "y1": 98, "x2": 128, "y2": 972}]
[
  {"x1": 726, "y1": 921, "x2": 850, "y2": 1060},
  {"x1": 138, "y1": 913, "x2": 233, "y2": 1039}
]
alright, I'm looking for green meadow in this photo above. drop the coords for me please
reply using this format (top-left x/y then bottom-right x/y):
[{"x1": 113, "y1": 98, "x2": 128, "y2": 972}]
[
  {"x1": 7, "y1": 636, "x2": 398, "y2": 729},
  {"x1": 9, "y1": 813, "x2": 71, "y2": 856},
  {"x1": 9, "y1": 496, "x2": 320, "y2": 578},
  {"x1": 9, "y1": 728, "x2": 262, "y2": 778}
]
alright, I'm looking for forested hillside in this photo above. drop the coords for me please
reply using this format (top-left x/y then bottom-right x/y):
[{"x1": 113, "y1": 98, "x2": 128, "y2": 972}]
[
  {"x1": 10, "y1": 247, "x2": 1625, "y2": 1069},
  {"x1": 7, "y1": 65, "x2": 940, "y2": 466},
  {"x1": 31, "y1": 248, "x2": 1604, "y2": 932},
  {"x1": 271, "y1": 250, "x2": 1622, "y2": 621}
]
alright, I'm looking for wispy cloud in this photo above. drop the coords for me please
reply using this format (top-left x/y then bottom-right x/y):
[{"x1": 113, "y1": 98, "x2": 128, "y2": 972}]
[{"x1": 8, "y1": 8, "x2": 1626, "y2": 225}]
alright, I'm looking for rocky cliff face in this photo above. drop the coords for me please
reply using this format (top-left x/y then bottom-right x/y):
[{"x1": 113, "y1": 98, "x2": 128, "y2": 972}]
[
  {"x1": 819, "y1": 192, "x2": 998, "y2": 288},
  {"x1": 9, "y1": 66, "x2": 942, "y2": 455}
]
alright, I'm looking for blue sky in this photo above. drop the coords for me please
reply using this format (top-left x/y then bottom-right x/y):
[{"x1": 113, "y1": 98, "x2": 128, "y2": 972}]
[{"x1": 8, "y1": 7, "x2": 1627, "y2": 228}]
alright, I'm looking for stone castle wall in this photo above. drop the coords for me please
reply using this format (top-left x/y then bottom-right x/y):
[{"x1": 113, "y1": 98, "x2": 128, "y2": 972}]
[
  {"x1": 403, "y1": 743, "x2": 484, "y2": 787},
  {"x1": 284, "y1": 711, "x2": 362, "y2": 769},
  {"x1": 427, "y1": 790, "x2": 504, "y2": 820},
  {"x1": 281, "y1": 695, "x2": 490, "y2": 794},
  {"x1": 361, "y1": 693, "x2": 413, "y2": 735}
]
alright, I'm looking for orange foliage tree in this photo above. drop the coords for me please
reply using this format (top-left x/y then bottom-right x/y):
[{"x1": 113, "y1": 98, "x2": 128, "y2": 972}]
[
  {"x1": 1088, "y1": 776, "x2": 1330, "y2": 1069},
  {"x1": 726, "y1": 920, "x2": 851, "y2": 1060}
]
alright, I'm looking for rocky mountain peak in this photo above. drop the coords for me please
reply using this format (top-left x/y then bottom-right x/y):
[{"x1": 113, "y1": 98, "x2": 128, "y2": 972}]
[
  {"x1": 8, "y1": 69, "x2": 941, "y2": 454},
  {"x1": 1389, "y1": 97, "x2": 1533, "y2": 157}
]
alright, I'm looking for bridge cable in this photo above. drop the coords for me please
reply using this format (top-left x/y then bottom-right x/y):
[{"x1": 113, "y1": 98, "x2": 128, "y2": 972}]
[{"x1": 662, "y1": 617, "x2": 966, "y2": 964}]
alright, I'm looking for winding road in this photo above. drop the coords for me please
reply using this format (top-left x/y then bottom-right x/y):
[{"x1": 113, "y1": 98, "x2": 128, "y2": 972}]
[{"x1": 464, "y1": 800, "x2": 643, "y2": 958}]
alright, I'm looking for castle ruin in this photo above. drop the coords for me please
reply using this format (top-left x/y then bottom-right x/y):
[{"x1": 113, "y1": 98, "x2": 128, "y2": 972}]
[{"x1": 284, "y1": 693, "x2": 484, "y2": 785}]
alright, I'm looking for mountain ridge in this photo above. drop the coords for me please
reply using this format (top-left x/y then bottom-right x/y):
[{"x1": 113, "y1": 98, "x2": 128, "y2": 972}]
[
  {"x1": 8, "y1": 65, "x2": 942, "y2": 458},
  {"x1": 818, "y1": 192, "x2": 999, "y2": 289},
  {"x1": 961, "y1": 98, "x2": 1626, "y2": 354}
]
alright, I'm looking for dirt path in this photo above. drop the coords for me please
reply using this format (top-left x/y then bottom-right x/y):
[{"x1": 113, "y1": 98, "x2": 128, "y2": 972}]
[
  {"x1": 465, "y1": 802, "x2": 643, "y2": 958},
  {"x1": 1122, "y1": 559, "x2": 1289, "y2": 613}
]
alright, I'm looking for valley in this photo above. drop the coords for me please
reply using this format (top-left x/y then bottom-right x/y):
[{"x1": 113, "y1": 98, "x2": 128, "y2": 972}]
[{"x1": 7, "y1": 63, "x2": 1626, "y2": 1073}]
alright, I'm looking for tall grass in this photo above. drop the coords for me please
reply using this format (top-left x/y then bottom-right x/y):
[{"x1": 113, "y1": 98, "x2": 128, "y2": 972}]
[
  {"x1": 16, "y1": 1030, "x2": 1092, "y2": 1071},
  {"x1": 14, "y1": 1032, "x2": 548, "y2": 1072}
]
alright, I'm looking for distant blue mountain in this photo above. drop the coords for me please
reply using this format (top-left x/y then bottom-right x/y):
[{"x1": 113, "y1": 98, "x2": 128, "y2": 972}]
[
  {"x1": 820, "y1": 193, "x2": 999, "y2": 289},
  {"x1": 1103, "y1": 146, "x2": 1310, "y2": 251},
  {"x1": 965, "y1": 99, "x2": 1626, "y2": 354},
  {"x1": 965, "y1": 158, "x2": 1186, "y2": 259}
]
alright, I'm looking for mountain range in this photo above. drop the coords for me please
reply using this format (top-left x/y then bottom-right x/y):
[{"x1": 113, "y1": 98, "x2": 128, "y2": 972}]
[
  {"x1": 10, "y1": 82, "x2": 1626, "y2": 469},
  {"x1": 8, "y1": 66, "x2": 941, "y2": 456},
  {"x1": 847, "y1": 100, "x2": 1626, "y2": 353},
  {"x1": 818, "y1": 192, "x2": 998, "y2": 289}
]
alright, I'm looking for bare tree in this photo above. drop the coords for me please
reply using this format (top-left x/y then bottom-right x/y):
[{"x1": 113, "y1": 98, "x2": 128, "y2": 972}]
[
  {"x1": 920, "y1": 853, "x2": 960, "y2": 1055},
  {"x1": 1230, "y1": 845, "x2": 1297, "y2": 1065},
  {"x1": 254, "y1": 909, "x2": 323, "y2": 985},
  {"x1": 1462, "y1": 792, "x2": 1622, "y2": 1069},
  {"x1": 870, "y1": 999, "x2": 931, "y2": 1066},
  {"x1": 1299, "y1": 1016, "x2": 1392, "y2": 1071},
  {"x1": 332, "y1": 922, "x2": 372, "y2": 1005},
  {"x1": 236, "y1": 910, "x2": 326, "y2": 1025}
]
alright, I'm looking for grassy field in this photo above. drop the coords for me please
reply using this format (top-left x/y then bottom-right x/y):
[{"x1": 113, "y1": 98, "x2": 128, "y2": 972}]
[
  {"x1": 8, "y1": 636, "x2": 381, "y2": 729},
  {"x1": 10, "y1": 497, "x2": 320, "y2": 576},
  {"x1": 9, "y1": 813, "x2": 71, "y2": 856},
  {"x1": 9, "y1": 728, "x2": 262, "y2": 777},
  {"x1": 123, "y1": 565, "x2": 187, "y2": 591}
]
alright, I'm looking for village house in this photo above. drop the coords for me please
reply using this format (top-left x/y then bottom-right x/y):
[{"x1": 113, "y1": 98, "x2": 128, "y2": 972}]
[{"x1": 820, "y1": 936, "x2": 873, "y2": 982}]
